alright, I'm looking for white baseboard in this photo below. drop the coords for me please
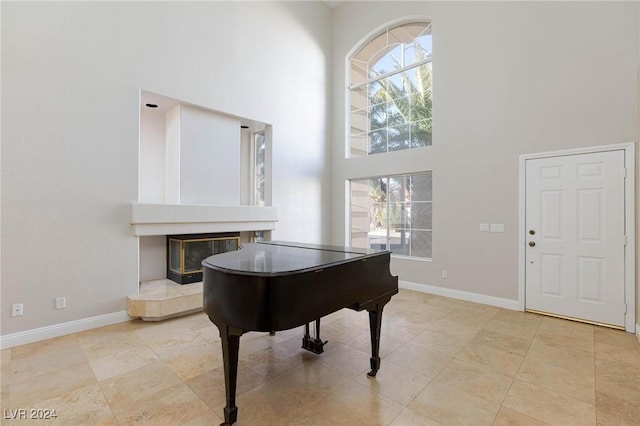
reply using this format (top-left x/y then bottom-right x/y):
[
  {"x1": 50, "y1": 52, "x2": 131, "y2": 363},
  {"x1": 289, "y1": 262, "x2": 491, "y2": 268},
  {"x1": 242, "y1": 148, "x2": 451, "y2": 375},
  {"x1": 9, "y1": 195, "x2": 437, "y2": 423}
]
[
  {"x1": 0, "y1": 311, "x2": 131, "y2": 349},
  {"x1": 399, "y1": 280, "x2": 521, "y2": 311}
]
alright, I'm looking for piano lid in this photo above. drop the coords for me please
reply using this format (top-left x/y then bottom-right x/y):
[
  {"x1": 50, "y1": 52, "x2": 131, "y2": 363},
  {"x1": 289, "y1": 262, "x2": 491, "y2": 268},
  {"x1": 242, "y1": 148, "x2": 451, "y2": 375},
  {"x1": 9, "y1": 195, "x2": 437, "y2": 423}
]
[{"x1": 202, "y1": 241, "x2": 389, "y2": 277}]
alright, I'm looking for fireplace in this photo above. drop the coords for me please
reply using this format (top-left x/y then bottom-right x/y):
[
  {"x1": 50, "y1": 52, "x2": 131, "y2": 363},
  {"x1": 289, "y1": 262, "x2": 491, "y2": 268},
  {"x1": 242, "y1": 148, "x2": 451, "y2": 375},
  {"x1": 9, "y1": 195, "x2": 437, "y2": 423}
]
[{"x1": 167, "y1": 232, "x2": 240, "y2": 284}]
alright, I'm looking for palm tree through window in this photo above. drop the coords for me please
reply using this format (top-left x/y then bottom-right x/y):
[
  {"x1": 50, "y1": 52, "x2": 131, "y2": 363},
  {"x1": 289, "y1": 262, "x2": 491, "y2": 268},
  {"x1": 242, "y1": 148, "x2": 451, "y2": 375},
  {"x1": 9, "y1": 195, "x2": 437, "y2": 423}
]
[
  {"x1": 349, "y1": 22, "x2": 432, "y2": 157},
  {"x1": 348, "y1": 21, "x2": 433, "y2": 259}
]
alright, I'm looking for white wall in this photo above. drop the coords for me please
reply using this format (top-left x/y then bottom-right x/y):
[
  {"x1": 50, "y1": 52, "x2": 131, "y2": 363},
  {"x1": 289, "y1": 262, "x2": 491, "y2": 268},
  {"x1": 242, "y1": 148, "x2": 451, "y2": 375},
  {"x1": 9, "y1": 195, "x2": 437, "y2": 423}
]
[
  {"x1": 1, "y1": 1, "x2": 331, "y2": 336},
  {"x1": 165, "y1": 105, "x2": 182, "y2": 204},
  {"x1": 177, "y1": 106, "x2": 241, "y2": 205},
  {"x1": 3, "y1": 0, "x2": 637, "y2": 341},
  {"x1": 139, "y1": 236, "x2": 165, "y2": 283},
  {"x1": 331, "y1": 2, "x2": 639, "y2": 307},
  {"x1": 140, "y1": 105, "x2": 166, "y2": 204},
  {"x1": 240, "y1": 129, "x2": 252, "y2": 206}
]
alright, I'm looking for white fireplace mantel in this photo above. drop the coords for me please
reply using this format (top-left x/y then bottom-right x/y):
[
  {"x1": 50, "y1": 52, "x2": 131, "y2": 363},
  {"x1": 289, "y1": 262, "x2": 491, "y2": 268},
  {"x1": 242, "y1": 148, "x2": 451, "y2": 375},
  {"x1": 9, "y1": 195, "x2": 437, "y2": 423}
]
[{"x1": 130, "y1": 204, "x2": 278, "y2": 236}]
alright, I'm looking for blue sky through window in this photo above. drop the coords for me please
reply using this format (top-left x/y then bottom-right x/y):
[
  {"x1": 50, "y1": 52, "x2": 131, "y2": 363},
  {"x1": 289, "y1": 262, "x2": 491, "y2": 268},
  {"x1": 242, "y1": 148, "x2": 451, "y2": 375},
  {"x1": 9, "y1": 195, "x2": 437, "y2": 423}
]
[{"x1": 369, "y1": 34, "x2": 432, "y2": 78}]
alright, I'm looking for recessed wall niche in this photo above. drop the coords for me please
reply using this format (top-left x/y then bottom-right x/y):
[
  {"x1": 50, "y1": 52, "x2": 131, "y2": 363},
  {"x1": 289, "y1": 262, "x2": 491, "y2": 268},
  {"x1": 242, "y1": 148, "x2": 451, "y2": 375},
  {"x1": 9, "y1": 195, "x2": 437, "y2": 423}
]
[
  {"x1": 139, "y1": 90, "x2": 268, "y2": 206},
  {"x1": 137, "y1": 91, "x2": 274, "y2": 283}
]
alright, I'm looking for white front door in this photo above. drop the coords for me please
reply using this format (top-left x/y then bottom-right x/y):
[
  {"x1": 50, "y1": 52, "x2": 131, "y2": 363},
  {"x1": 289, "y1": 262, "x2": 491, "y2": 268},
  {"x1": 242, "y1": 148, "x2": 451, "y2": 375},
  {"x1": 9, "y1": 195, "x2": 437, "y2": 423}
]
[{"x1": 525, "y1": 150, "x2": 626, "y2": 327}]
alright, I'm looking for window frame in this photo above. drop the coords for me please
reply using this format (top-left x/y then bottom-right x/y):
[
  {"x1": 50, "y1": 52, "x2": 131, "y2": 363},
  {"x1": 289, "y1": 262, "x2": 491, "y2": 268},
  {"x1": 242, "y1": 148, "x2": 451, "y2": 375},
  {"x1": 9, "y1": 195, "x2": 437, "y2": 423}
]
[
  {"x1": 349, "y1": 172, "x2": 433, "y2": 260},
  {"x1": 345, "y1": 18, "x2": 434, "y2": 260},
  {"x1": 346, "y1": 19, "x2": 433, "y2": 158},
  {"x1": 252, "y1": 131, "x2": 266, "y2": 206}
]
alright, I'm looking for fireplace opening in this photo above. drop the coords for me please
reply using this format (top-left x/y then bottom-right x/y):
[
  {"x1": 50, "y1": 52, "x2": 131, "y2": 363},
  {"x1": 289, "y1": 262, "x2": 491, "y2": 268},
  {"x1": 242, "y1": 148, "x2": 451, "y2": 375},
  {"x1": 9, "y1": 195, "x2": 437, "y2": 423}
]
[{"x1": 167, "y1": 232, "x2": 240, "y2": 284}]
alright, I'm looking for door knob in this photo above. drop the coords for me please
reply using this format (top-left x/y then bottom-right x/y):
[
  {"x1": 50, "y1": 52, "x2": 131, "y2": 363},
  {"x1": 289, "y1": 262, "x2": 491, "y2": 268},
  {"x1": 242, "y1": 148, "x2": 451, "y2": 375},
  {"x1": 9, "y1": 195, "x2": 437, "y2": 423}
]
[
  {"x1": 528, "y1": 241, "x2": 536, "y2": 247},
  {"x1": 529, "y1": 230, "x2": 536, "y2": 235}
]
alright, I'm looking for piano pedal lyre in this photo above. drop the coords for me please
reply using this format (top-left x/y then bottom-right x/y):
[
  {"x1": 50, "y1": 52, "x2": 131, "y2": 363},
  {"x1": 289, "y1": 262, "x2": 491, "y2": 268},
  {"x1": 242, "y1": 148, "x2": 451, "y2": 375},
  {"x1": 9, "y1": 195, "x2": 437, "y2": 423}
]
[{"x1": 302, "y1": 319, "x2": 327, "y2": 354}]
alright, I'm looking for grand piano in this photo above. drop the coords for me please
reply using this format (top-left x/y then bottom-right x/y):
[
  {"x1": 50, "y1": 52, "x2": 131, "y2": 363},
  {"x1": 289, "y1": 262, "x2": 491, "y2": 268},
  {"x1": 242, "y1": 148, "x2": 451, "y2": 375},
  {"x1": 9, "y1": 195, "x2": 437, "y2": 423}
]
[{"x1": 202, "y1": 241, "x2": 398, "y2": 425}]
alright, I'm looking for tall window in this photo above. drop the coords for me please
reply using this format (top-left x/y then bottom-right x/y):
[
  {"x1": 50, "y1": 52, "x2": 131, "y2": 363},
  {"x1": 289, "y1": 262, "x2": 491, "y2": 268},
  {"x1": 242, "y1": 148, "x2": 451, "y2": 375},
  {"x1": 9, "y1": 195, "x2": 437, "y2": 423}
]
[
  {"x1": 351, "y1": 173, "x2": 432, "y2": 258},
  {"x1": 349, "y1": 21, "x2": 432, "y2": 157},
  {"x1": 254, "y1": 132, "x2": 266, "y2": 206}
]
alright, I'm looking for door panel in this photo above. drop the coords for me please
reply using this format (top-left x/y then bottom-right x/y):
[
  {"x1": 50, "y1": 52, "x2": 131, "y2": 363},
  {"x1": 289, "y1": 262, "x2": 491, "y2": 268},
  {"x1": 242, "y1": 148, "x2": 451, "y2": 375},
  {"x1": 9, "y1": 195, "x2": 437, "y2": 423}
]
[
  {"x1": 525, "y1": 150, "x2": 625, "y2": 327},
  {"x1": 577, "y1": 256, "x2": 603, "y2": 302},
  {"x1": 577, "y1": 189, "x2": 603, "y2": 241},
  {"x1": 540, "y1": 191, "x2": 562, "y2": 238},
  {"x1": 539, "y1": 254, "x2": 562, "y2": 296}
]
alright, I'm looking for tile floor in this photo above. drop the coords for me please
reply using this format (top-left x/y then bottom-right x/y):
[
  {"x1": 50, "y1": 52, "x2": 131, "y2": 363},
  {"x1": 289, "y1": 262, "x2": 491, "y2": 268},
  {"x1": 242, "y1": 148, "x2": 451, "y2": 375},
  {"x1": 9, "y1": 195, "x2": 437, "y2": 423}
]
[{"x1": 1, "y1": 289, "x2": 639, "y2": 425}]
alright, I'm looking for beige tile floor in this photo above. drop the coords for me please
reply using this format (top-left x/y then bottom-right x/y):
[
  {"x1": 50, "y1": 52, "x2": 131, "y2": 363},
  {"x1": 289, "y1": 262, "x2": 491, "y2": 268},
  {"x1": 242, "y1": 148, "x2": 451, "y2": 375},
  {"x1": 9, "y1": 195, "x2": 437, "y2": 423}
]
[{"x1": 1, "y1": 289, "x2": 639, "y2": 425}]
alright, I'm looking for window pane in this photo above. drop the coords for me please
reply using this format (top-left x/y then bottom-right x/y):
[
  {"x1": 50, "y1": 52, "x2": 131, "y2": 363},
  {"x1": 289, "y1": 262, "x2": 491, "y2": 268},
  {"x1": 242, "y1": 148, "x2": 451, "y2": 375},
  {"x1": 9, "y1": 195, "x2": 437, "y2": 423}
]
[
  {"x1": 400, "y1": 67, "x2": 420, "y2": 91},
  {"x1": 411, "y1": 201, "x2": 432, "y2": 230},
  {"x1": 254, "y1": 133, "x2": 266, "y2": 205},
  {"x1": 351, "y1": 59, "x2": 368, "y2": 86},
  {"x1": 411, "y1": 119, "x2": 432, "y2": 148},
  {"x1": 350, "y1": 177, "x2": 390, "y2": 251},
  {"x1": 411, "y1": 230, "x2": 432, "y2": 258},
  {"x1": 387, "y1": 175, "x2": 407, "y2": 202},
  {"x1": 370, "y1": 43, "x2": 402, "y2": 77},
  {"x1": 350, "y1": 179, "x2": 370, "y2": 249},
  {"x1": 351, "y1": 85, "x2": 368, "y2": 111},
  {"x1": 350, "y1": 133, "x2": 368, "y2": 157},
  {"x1": 390, "y1": 228, "x2": 410, "y2": 256},
  {"x1": 369, "y1": 80, "x2": 384, "y2": 97},
  {"x1": 388, "y1": 202, "x2": 408, "y2": 229},
  {"x1": 387, "y1": 101, "x2": 408, "y2": 127},
  {"x1": 389, "y1": 22, "x2": 431, "y2": 57},
  {"x1": 410, "y1": 173, "x2": 432, "y2": 201},
  {"x1": 387, "y1": 124, "x2": 410, "y2": 152},
  {"x1": 350, "y1": 173, "x2": 432, "y2": 259},
  {"x1": 351, "y1": 108, "x2": 368, "y2": 134},
  {"x1": 370, "y1": 176, "x2": 387, "y2": 221},
  {"x1": 352, "y1": 31, "x2": 386, "y2": 77},
  {"x1": 368, "y1": 129, "x2": 388, "y2": 154},
  {"x1": 348, "y1": 21, "x2": 432, "y2": 158},
  {"x1": 386, "y1": 73, "x2": 405, "y2": 99},
  {"x1": 369, "y1": 102, "x2": 387, "y2": 131},
  {"x1": 370, "y1": 177, "x2": 388, "y2": 250},
  {"x1": 403, "y1": 34, "x2": 433, "y2": 66},
  {"x1": 416, "y1": 33, "x2": 433, "y2": 56}
]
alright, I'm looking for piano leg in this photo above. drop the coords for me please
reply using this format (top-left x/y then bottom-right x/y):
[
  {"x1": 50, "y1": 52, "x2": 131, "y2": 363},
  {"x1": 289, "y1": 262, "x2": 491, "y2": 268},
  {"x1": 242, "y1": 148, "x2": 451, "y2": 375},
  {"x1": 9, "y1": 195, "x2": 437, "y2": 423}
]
[
  {"x1": 219, "y1": 325, "x2": 243, "y2": 426},
  {"x1": 366, "y1": 303, "x2": 385, "y2": 377}
]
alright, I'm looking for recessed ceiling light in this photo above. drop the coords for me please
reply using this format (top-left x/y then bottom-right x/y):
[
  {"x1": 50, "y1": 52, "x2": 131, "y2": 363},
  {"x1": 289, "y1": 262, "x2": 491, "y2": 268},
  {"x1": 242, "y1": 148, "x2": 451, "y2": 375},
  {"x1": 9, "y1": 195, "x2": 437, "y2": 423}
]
[{"x1": 145, "y1": 103, "x2": 158, "y2": 108}]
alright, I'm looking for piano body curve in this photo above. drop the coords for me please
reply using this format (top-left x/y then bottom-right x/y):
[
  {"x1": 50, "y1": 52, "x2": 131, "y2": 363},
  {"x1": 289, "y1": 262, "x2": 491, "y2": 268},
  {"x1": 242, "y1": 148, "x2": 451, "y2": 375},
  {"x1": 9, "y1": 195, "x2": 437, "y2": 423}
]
[{"x1": 202, "y1": 241, "x2": 398, "y2": 425}]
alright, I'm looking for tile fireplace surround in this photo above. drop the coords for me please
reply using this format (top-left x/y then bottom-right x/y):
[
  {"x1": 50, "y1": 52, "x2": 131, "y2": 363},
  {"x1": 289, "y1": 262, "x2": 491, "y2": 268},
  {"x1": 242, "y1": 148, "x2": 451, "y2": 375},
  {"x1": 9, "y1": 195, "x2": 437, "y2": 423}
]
[{"x1": 128, "y1": 204, "x2": 278, "y2": 320}]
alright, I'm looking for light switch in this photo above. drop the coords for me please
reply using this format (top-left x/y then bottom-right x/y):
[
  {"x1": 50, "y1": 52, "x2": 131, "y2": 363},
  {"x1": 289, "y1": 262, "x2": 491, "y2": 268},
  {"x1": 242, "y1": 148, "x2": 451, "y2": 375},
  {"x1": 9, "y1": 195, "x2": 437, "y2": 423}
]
[
  {"x1": 480, "y1": 223, "x2": 490, "y2": 232},
  {"x1": 490, "y1": 224, "x2": 505, "y2": 233}
]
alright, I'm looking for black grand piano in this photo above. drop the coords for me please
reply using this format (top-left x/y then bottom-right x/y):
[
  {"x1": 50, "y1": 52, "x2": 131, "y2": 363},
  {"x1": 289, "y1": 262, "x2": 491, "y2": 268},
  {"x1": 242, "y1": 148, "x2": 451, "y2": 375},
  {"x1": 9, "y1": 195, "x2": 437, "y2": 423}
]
[{"x1": 202, "y1": 241, "x2": 398, "y2": 425}]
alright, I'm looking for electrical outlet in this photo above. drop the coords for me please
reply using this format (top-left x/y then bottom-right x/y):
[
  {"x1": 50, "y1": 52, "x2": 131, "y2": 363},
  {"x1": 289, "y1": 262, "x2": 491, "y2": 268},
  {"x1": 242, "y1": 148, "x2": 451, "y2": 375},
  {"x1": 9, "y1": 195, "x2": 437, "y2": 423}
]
[
  {"x1": 56, "y1": 297, "x2": 66, "y2": 309},
  {"x1": 12, "y1": 303, "x2": 23, "y2": 317},
  {"x1": 490, "y1": 223, "x2": 505, "y2": 233},
  {"x1": 441, "y1": 270, "x2": 448, "y2": 279}
]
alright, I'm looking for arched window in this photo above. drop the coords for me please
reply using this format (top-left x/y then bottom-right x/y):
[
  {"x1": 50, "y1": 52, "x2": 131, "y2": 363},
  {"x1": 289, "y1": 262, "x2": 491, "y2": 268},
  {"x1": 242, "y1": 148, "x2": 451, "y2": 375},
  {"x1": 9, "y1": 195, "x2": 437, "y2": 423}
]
[
  {"x1": 348, "y1": 21, "x2": 433, "y2": 258},
  {"x1": 349, "y1": 21, "x2": 432, "y2": 157}
]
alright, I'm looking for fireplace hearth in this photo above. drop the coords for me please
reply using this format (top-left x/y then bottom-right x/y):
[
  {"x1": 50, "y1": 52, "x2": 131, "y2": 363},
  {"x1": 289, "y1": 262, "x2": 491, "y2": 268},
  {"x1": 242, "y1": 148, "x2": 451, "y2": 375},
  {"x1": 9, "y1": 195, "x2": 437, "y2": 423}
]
[{"x1": 167, "y1": 233, "x2": 240, "y2": 284}]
